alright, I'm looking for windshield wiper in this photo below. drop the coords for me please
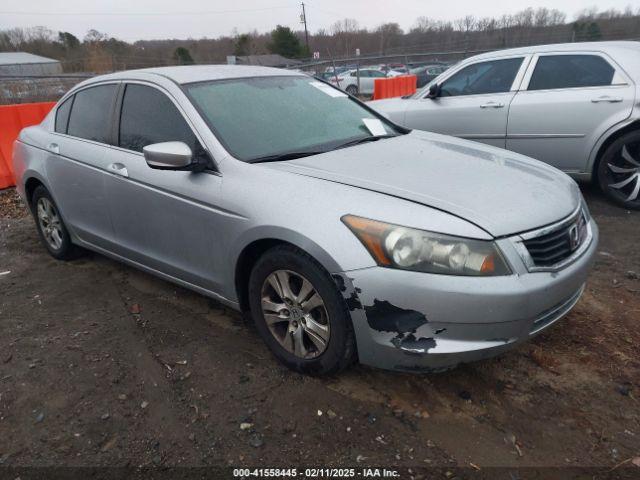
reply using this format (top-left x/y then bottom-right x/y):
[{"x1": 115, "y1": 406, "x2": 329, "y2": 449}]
[
  {"x1": 249, "y1": 134, "x2": 398, "y2": 163},
  {"x1": 333, "y1": 134, "x2": 397, "y2": 151},
  {"x1": 249, "y1": 150, "x2": 327, "y2": 163}
]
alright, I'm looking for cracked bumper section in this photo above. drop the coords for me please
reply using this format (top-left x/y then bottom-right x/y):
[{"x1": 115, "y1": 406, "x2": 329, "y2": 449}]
[{"x1": 340, "y1": 220, "x2": 599, "y2": 373}]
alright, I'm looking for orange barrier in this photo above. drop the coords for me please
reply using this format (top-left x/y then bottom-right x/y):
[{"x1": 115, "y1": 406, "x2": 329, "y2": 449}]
[
  {"x1": 0, "y1": 102, "x2": 56, "y2": 190},
  {"x1": 372, "y1": 75, "x2": 417, "y2": 100}
]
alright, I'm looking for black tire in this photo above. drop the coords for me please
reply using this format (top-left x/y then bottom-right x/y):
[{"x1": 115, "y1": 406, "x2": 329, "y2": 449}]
[
  {"x1": 597, "y1": 130, "x2": 640, "y2": 210},
  {"x1": 248, "y1": 244, "x2": 356, "y2": 375},
  {"x1": 31, "y1": 185, "x2": 82, "y2": 260},
  {"x1": 346, "y1": 85, "x2": 358, "y2": 96}
]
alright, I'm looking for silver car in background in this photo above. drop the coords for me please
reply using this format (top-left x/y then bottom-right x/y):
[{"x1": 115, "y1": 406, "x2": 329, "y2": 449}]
[
  {"x1": 371, "y1": 41, "x2": 640, "y2": 210},
  {"x1": 13, "y1": 66, "x2": 597, "y2": 375}
]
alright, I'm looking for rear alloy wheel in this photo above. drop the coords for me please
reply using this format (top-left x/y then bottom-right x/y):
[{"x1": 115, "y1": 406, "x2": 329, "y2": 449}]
[
  {"x1": 31, "y1": 185, "x2": 82, "y2": 260},
  {"x1": 346, "y1": 85, "x2": 358, "y2": 96},
  {"x1": 248, "y1": 245, "x2": 355, "y2": 375},
  {"x1": 598, "y1": 131, "x2": 640, "y2": 210}
]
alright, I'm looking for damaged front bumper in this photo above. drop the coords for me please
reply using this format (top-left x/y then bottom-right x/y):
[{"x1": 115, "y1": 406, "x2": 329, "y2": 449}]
[{"x1": 337, "y1": 220, "x2": 599, "y2": 373}]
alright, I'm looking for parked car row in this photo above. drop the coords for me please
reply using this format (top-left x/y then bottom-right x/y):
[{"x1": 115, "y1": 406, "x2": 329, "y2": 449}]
[{"x1": 318, "y1": 62, "x2": 453, "y2": 96}]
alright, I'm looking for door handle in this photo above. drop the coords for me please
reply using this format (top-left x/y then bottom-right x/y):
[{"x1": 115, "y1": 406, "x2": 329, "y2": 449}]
[
  {"x1": 480, "y1": 102, "x2": 505, "y2": 109},
  {"x1": 591, "y1": 96, "x2": 623, "y2": 103},
  {"x1": 107, "y1": 162, "x2": 129, "y2": 178},
  {"x1": 47, "y1": 143, "x2": 59, "y2": 154}
]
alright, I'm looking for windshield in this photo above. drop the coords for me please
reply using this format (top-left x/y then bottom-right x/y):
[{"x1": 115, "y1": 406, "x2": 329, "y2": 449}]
[{"x1": 184, "y1": 76, "x2": 400, "y2": 162}]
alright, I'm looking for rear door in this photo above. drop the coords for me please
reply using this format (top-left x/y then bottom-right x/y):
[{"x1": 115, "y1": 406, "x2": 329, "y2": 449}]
[
  {"x1": 45, "y1": 83, "x2": 119, "y2": 248},
  {"x1": 103, "y1": 82, "x2": 225, "y2": 292},
  {"x1": 506, "y1": 52, "x2": 634, "y2": 172},
  {"x1": 403, "y1": 56, "x2": 529, "y2": 148}
]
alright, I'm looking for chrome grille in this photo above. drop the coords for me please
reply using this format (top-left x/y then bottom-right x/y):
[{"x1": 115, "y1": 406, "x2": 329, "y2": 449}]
[{"x1": 523, "y1": 210, "x2": 588, "y2": 268}]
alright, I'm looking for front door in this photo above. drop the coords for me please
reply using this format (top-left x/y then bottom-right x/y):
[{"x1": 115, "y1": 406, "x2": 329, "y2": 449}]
[
  {"x1": 506, "y1": 53, "x2": 635, "y2": 172},
  {"x1": 104, "y1": 83, "x2": 225, "y2": 292},
  {"x1": 403, "y1": 56, "x2": 528, "y2": 148}
]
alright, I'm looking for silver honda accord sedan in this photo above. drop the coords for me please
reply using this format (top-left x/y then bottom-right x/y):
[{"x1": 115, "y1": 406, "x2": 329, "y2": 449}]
[{"x1": 13, "y1": 65, "x2": 598, "y2": 374}]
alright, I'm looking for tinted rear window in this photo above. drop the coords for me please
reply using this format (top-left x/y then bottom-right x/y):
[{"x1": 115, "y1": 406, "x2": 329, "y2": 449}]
[
  {"x1": 528, "y1": 55, "x2": 615, "y2": 91},
  {"x1": 55, "y1": 96, "x2": 73, "y2": 134},
  {"x1": 67, "y1": 84, "x2": 116, "y2": 143}
]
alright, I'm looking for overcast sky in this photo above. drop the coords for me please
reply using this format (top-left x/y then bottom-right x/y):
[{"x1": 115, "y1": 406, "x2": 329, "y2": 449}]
[{"x1": 0, "y1": 0, "x2": 636, "y2": 41}]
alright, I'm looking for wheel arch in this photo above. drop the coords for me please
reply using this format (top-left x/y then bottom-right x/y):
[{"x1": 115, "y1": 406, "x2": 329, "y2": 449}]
[
  {"x1": 23, "y1": 174, "x2": 48, "y2": 209},
  {"x1": 232, "y1": 228, "x2": 343, "y2": 315}
]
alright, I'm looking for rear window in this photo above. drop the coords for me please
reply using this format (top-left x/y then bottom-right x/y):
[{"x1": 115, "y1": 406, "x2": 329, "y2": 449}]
[
  {"x1": 54, "y1": 96, "x2": 73, "y2": 134},
  {"x1": 528, "y1": 55, "x2": 615, "y2": 91},
  {"x1": 67, "y1": 84, "x2": 117, "y2": 143}
]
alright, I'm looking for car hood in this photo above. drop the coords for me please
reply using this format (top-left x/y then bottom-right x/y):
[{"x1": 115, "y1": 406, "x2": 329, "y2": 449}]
[{"x1": 263, "y1": 131, "x2": 581, "y2": 237}]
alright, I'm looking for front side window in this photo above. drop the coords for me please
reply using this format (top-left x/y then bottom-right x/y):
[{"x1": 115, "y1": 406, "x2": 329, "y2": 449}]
[
  {"x1": 439, "y1": 57, "x2": 524, "y2": 97},
  {"x1": 118, "y1": 84, "x2": 199, "y2": 154},
  {"x1": 67, "y1": 84, "x2": 117, "y2": 143},
  {"x1": 185, "y1": 76, "x2": 399, "y2": 162},
  {"x1": 55, "y1": 96, "x2": 74, "y2": 134},
  {"x1": 528, "y1": 55, "x2": 615, "y2": 91}
]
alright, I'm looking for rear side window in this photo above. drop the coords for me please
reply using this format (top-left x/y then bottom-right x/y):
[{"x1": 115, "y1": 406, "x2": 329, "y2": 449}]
[
  {"x1": 54, "y1": 96, "x2": 73, "y2": 134},
  {"x1": 119, "y1": 84, "x2": 199, "y2": 153},
  {"x1": 440, "y1": 57, "x2": 524, "y2": 97},
  {"x1": 67, "y1": 84, "x2": 117, "y2": 143},
  {"x1": 528, "y1": 55, "x2": 615, "y2": 91}
]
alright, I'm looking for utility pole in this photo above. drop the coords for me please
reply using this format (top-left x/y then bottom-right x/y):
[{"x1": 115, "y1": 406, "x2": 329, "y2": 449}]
[{"x1": 300, "y1": 2, "x2": 310, "y2": 54}]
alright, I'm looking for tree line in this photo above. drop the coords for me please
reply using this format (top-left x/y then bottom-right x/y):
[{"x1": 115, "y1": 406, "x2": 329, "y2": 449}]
[{"x1": 1, "y1": 6, "x2": 639, "y2": 73}]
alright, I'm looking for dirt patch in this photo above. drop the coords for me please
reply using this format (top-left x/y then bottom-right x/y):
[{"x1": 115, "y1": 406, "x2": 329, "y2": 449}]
[
  {"x1": 0, "y1": 184, "x2": 638, "y2": 476},
  {"x1": 0, "y1": 188, "x2": 28, "y2": 219}
]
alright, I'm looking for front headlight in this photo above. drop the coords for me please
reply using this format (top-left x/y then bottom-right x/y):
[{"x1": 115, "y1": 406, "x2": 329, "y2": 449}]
[{"x1": 342, "y1": 215, "x2": 511, "y2": 276}]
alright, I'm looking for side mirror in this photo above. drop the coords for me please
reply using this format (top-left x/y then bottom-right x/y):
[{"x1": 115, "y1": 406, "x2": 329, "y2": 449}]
[
  {"x1": 143, "y1": 141, "x2": 193, "y2": 170},
  {"x1": 427, "y1": 83, "x2": 441, "y2": 99}
]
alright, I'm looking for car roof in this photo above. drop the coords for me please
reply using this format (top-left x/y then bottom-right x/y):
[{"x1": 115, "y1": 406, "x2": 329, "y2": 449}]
[
  {"x1": 469, "y1": 40, "x2": 640, "y2": 60},
  {"x1": 81, "y1": 65, "x2": 305, "y2": 86}
]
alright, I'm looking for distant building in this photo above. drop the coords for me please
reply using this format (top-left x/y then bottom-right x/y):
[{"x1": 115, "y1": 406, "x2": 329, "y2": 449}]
[
  {"x1": 0, "y1": 52, "x2": 63, "y2": 76},
  {"x1": 229, "y1": 54, "x2": 302, "y2": 68}
]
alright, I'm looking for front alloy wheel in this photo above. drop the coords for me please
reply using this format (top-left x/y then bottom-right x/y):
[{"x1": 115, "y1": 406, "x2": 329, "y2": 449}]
[
  {"x1": 261, "y1": 270, "x2": 330, "y2": 359},
  {"x1": 598, "y1": 132, "x2": 640, "y2": 210},
  {"x1": 248, "y1": 245, "x2": 356, "y2": 375}
]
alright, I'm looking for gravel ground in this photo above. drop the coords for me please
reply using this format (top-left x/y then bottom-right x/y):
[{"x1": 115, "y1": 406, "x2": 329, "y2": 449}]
[{"x1": 0, "y1": 185, "x2": 639, "y2": 479}]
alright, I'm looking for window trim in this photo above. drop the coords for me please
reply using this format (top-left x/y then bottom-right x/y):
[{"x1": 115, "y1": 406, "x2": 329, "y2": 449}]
[
  {"x1": 420, "y1": 54, "x2": 531, "y2": 99},
  {"x1": 520, "y1": 51, "x2": 630, "y2": 92},
  {"x1": 112, "y1": 80, "x2": 218, "y2": 173}
]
